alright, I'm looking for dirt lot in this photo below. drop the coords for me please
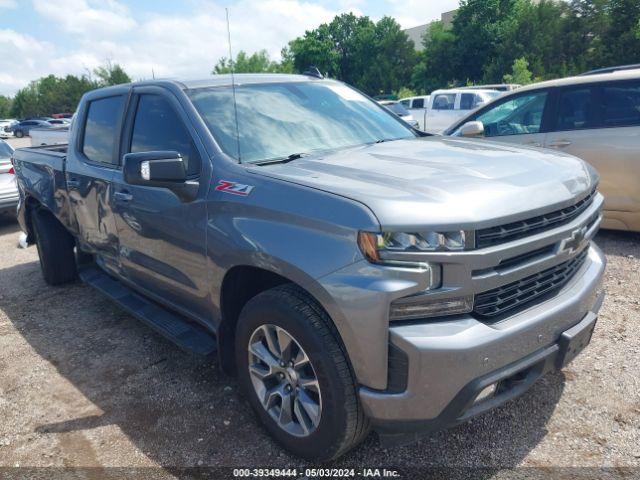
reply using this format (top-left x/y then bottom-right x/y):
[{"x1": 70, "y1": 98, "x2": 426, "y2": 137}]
[{"x1": 0, "y1": 137, "x2": 638, "y2": 477}]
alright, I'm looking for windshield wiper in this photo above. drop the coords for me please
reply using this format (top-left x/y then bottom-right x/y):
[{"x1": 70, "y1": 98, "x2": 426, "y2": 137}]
[{"x1": 255, "y1": 152, "x2": 310, "y2": 165}]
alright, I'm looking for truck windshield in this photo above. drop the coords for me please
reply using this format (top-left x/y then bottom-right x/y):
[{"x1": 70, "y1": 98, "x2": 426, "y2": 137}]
[
  {"x1": 383, "y1": 102, "x2": 410, "y2": 116},
  {"x1": 187, "y1": 81, "x2": 416, "y2": 164}
]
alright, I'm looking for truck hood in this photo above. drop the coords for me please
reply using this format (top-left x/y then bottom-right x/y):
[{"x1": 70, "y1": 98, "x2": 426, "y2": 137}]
[{"x1": 250, "y1": 136, "x2": 597, "y2": 230}]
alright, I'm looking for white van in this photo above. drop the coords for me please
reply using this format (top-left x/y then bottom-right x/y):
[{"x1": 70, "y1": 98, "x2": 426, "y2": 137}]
[
  {"x1": 424, "y1": 89, "x2": 501, "y2": 133},
  {"x1": 399, "y1": 96, "x2": 430, "y2": 130}
]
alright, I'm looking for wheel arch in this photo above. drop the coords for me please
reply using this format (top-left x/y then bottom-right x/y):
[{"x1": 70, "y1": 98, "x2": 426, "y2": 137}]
[{"x1": 217, "y1": 264, "x2": 356, "y2": 379}]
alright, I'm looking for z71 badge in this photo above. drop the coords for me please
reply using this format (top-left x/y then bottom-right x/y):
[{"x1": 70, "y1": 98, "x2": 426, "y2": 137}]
[{"x1": 215, "y1": 180, "x2": 254, "y2": 196}]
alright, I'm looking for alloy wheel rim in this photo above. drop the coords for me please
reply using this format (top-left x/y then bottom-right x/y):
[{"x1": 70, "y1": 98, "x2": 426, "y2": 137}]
[{"x1": 247, "y1": 324, "x2": 322, "y2": 437}]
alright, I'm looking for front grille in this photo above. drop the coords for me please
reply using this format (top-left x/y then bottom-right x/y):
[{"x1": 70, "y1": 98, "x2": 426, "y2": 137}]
[
  {"x1": 474, "y1": 248, "x2": 589, "y2": 319},
  {"x1": 476, "y1": 189, "x2": 597, "y2": 249}
]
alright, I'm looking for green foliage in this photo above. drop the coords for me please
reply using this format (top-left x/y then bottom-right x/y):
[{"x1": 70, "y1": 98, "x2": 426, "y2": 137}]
[
  {"x1": 9, "y1": 62, "x2": 131, "y2": 118},
  {"x1": 394, "y1": 87, "x2": 417, "y2": 99},
  {"x1": 503, "y1": 57, "x2": 533, "y2": 84},
  {"x1": 287, "y1": 14, "x2": 417, "y2": 95},
  {"x1": 412, "y1": 21, "x2": 458, "y2": 93},
  {"x1": 93, "y1": 61, "x2": 131, "y2": 86},
  {"x1": 0, "y1": 96, "x2": 12, "y2": 118},
  {"x1": 213, "y1": 49, "x2": 290, "y2": 74},
  {"x1": 411, "y1": 0, "x2": 640, "y2": 93}
]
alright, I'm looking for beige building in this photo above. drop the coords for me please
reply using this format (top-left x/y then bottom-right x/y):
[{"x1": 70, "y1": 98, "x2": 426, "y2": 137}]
[{"x1": 403, "y1": 9, "x2": 456, "y2": 51}]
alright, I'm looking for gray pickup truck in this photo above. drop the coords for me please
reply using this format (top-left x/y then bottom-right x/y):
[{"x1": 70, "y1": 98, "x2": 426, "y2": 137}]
[{"x1": 13, "y1": 74, "x2": 605, "y2": 461}]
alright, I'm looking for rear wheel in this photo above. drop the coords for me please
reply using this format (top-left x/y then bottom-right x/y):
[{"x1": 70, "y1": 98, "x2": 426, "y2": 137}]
[
  {"x1": 32, "y1": 207, "x2": 77, "y2": 285},
  {"x1": 235, "y1": 284, "x2": 369, "y2": 461}
]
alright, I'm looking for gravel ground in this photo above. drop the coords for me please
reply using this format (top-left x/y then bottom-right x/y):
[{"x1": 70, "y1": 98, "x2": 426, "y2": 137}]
[{"x1": 0, "y1": 137, "x2": 638, "y2": 477}]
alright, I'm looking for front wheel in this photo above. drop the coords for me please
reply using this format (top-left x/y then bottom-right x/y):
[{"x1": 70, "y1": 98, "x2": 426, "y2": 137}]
[
  {"x1": 15, "y1": 130, "x2": 24, "y2": 138},
  {"x1": 235, "y1": 284, "x2": 369, "y2": 461}
]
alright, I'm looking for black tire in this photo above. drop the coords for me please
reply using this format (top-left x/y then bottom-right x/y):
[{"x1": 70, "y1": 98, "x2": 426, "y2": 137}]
[
  {"x1": 15, "y1": 129, "x2": 24, "y2": 138},
  {"x1": 235, "y1": 284, "x2": 369, "y2": 461},
  {"x1": 32, "y1": 207, "x2": 77, "y2": 285}
]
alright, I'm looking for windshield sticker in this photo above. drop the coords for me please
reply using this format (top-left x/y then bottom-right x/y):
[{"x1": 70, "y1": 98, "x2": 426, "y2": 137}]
[{"x1": 215, "y1": 180, "x2": 254, "y2": 196}]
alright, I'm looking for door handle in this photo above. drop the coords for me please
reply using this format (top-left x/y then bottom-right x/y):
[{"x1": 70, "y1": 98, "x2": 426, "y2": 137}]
[
  {"x1": 114, "y1": 191, "x2": 133, "y2": 203},
  {"x1": 523, "y1": 141, "x2": 542, "y2": 147},
  {"x1": 67, "y1": 178, "x2": 81, "y2": 188},
  {"x1": 548, "y1": 139, "x2": 572, "y2": 148}
]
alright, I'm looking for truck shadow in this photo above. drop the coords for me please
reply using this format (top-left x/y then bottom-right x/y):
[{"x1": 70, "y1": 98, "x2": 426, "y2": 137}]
[
  {"x1": 0, "y1": 216, "x2": 20, "y2": 236},
  {"x1": 0, "y1": 258, "x2": 565, "y2": 473},
  {"x1": 595, "y1": 230, "x2": 640, "y2": 259}
]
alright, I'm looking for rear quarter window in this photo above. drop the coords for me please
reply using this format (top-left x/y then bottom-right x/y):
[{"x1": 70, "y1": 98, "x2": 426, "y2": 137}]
[
  {"x1": 602, "y1": 81, "x2": 640, "y2": 127},
  {"x1": 432, "y1": 94, "x2": 456, "y2": 110},
  {"x1": 82, "y1": 95, "x2": 126, "y2": 165}
]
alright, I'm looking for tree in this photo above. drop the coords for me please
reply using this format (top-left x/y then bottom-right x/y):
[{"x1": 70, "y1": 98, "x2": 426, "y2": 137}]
[
  {"x1": 10, "y1": 74, "x2": 96, "y2": 118},
  {"x1": 503, "y1": 57, "x2": 533, "y2": 84},
  {"x1": 288, "y1": 14, "x2": 417, "y2": 95},
  {"x1": 0, "y1": 96, "x2": 12, "y2": 118},
  {"x1": 93, "y1": 61, "x2": 131, "y2": 86},
  {"x1": 411, "y1": 21, "x2": 458, "y2": 93},
  {"x1": 213, "y1": 49, "x2": 290, "y2": 74},
  {"x1": 394, "y1": 87, "x2": 416, "y2": 99},
  {"x1": 599, "y1": 0, "x2": 640, "y2": 66},
  {"x1": 451, "y1": 0, "x2": 521, "y2": 83}
]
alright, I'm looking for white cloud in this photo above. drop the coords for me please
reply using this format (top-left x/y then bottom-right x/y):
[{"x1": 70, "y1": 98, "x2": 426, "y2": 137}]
[
  {"x1": 32, "y1": 0, "x2": 136, "y2": 36},
  {"x1": 2, "y1": 0, "x2": 456, "y2": 96},
  {"x1": 52, "y1": 0, "x2": 359, "y2": 82},
  {"x1": 388, "y1": 0, "x2": 459, "y2": 29},
  {"x1": 0, "y1": 30, "x2": 53, "y2": 94},
  {"x1": 0, "y1": 0, "x2": 17, "y2": 8}
]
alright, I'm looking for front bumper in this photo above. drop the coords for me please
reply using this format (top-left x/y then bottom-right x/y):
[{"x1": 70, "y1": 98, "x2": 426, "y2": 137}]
[{"x1": 358, "y1": 244, "x2": 605, "y2": 444}]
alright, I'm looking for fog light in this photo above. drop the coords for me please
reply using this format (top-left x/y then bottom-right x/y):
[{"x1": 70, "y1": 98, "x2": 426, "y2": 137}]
[
  {"x1": 389, "y1": 295, "x2": 474, "y2": 321},
  {"x1": 474, "y1": 383, "x2": 497, "y2": 403}
]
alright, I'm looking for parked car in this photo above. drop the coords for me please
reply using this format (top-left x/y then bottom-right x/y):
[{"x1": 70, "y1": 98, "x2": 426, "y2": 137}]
[
  {"x1": 7, "y1": 120, "x2": 53, "y2": 138},
  {"x1": 378, "y1": 100, "x2": 419, "y2": 128},
  {"x1": 13, "y1": 74, "x2": 605, "y2": 460},
  {"x1": 24, "y1": 116, "x2": 54, "y2": 121},
  {"x1": 48, "y1": 118, "x2": 70, "y2": 125},
  {"x1": 0, "y1": 139, "x2": 17, "y2": 218},
  {"x1": 30, "y1": 126, "x2": 70, "y2": 146},
  {"x1": 399, "y1": 95, "x2": 430, "y2": 130},
  {"x1": 425, "y1": 88, "x2": 502, "y2": 133},
  {"x1": 445, "y1": 66, "x2": 640, "y2": 232},
  {"x1": 1, "y1": 119, "x2": 18, "y2": 137}
]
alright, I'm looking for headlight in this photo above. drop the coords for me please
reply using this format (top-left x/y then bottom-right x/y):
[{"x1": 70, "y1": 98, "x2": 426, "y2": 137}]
[
  {"x1": 358, "y1": 230, "x2": 470, "y2": 263},
  {"x1": 390, "y1": 295, "x2": 474, "y2": 320}
]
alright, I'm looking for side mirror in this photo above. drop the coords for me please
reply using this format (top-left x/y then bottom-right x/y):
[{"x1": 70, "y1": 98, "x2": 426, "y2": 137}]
[
  {"x1": 123, "y1": 151, "x2": 197, "y2": 202},
  {"x1": 458, "y1": 121, "x2": 484, "y2": 138}
]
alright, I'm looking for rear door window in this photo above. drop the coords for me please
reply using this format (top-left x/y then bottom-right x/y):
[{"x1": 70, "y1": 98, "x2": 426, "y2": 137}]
[
  {"x1": 602, "y1": 81, "x2": 640, "y2": 127},
  {"x1": 82, "y1": 95, "x2": 126, "y2": 165},
  {"x1": 432, "y1": 94, "x2": 456, "y2": 110},
  {"x1": 556, "y1": 87, "x2": 598, "y2": 131},
  {"x1": 130, "y1": 94, "x2": 201, "y2": 177},
  {"x1": 460, "y1": 93, "x2": 484, "y2": 110},
  {"x1": 412, "y1": 98, "x2": 424, "y2": 108}
]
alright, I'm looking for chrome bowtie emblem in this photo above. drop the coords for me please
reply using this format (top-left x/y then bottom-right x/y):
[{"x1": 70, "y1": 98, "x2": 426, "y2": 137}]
[{"x1": 560, "y1": 226, "x2": 587, "y2": 254}]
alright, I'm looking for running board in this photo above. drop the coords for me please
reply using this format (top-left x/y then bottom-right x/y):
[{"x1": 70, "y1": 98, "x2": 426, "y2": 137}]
[{"x1": 79, "y1": 266, "x2": 217, "y2": 357}]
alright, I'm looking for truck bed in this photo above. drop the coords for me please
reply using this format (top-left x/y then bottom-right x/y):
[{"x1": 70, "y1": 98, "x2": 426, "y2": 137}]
[{"x1": 13, "y1": 143, "x2": 71, "y2": 233}]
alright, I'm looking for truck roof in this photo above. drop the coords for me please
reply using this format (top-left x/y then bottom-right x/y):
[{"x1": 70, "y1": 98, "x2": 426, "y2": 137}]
[{"x1": 94, "y1": 74, "x2": 321, "y2": 94}]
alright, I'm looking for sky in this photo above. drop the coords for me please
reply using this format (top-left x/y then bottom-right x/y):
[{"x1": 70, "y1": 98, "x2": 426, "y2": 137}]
[{"x1": 0, "y1": 0, "x2": 459, "y2": 96}]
